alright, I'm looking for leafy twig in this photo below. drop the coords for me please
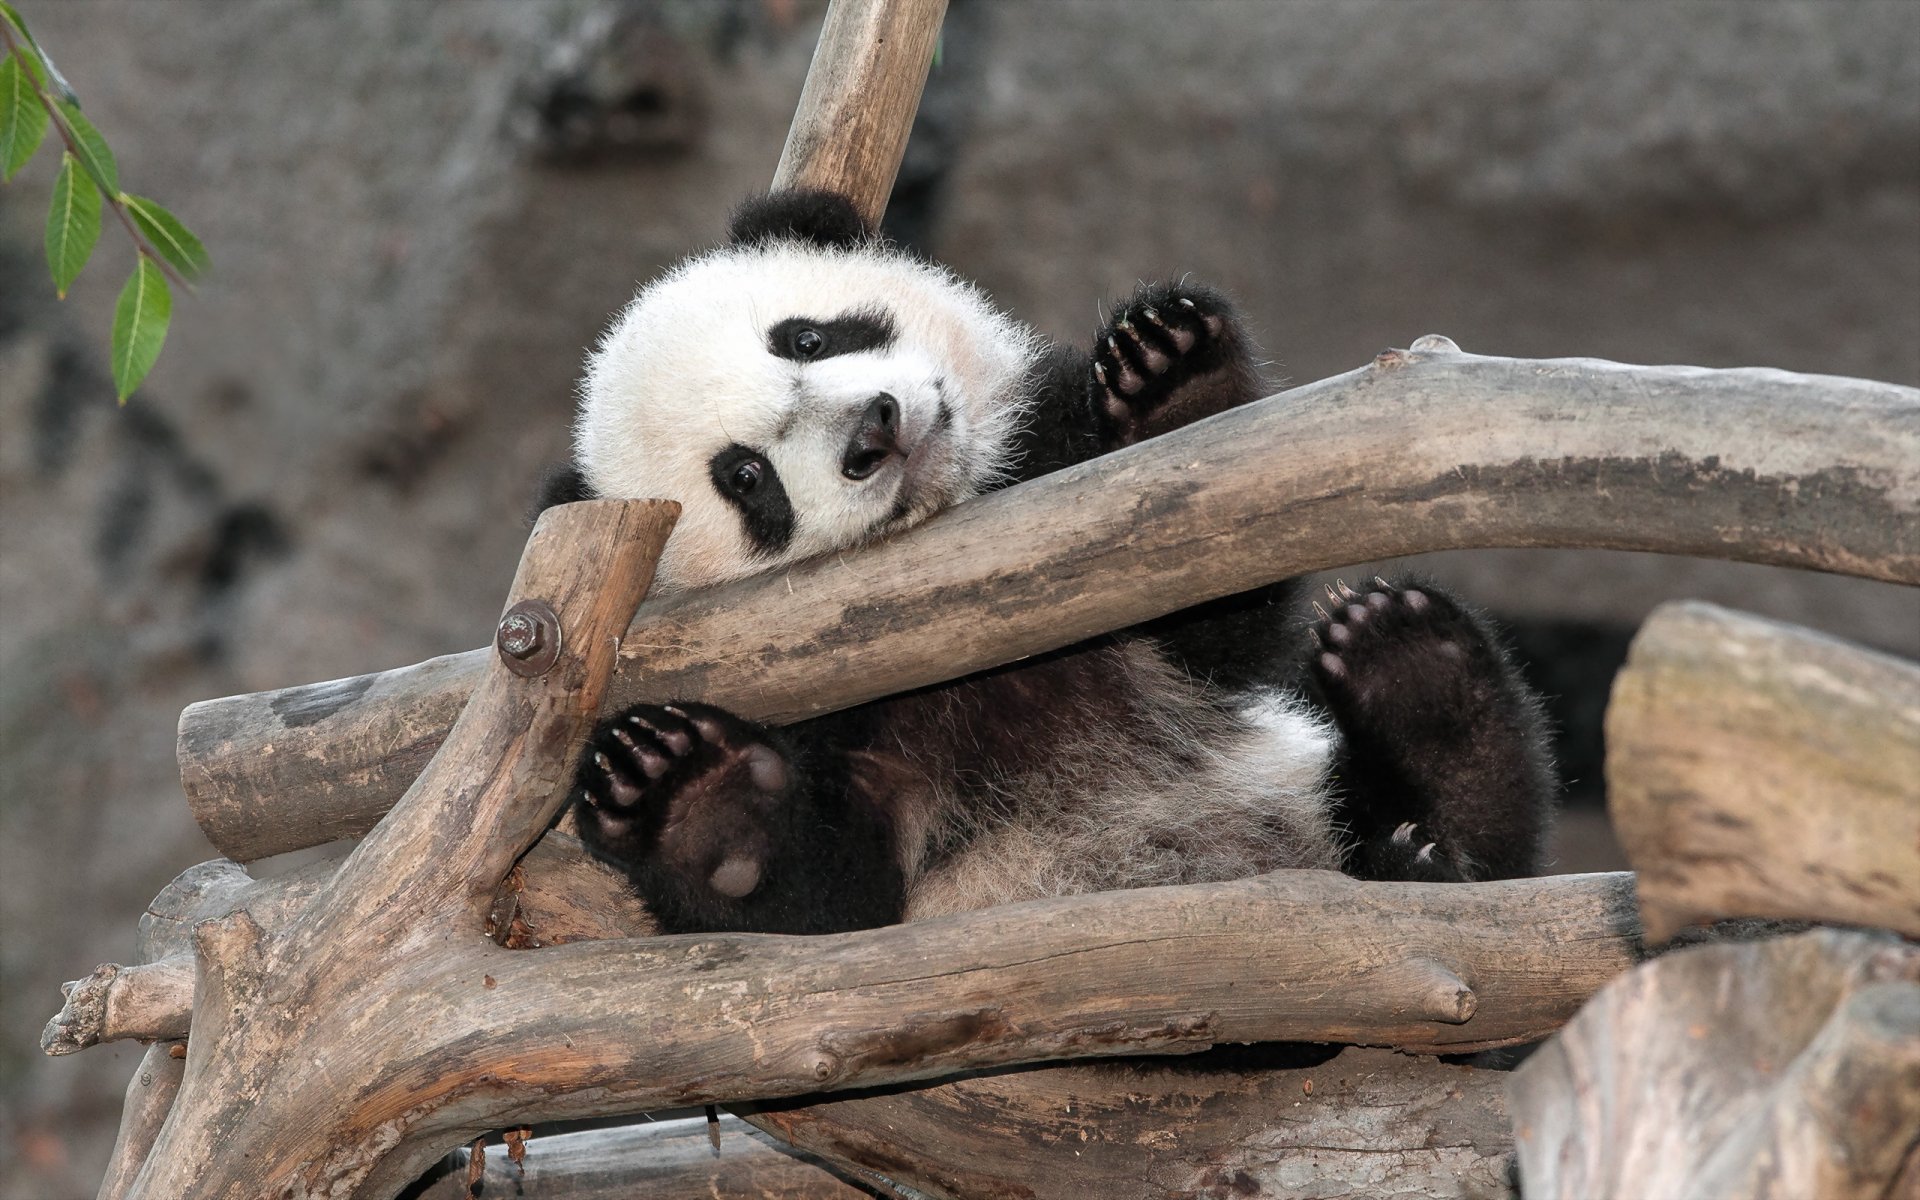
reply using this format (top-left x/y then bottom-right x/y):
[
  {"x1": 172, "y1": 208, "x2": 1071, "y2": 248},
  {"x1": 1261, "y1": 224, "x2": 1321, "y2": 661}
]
[{"x1": 1, "y1": 2, "x2": 207, "y2": 401}]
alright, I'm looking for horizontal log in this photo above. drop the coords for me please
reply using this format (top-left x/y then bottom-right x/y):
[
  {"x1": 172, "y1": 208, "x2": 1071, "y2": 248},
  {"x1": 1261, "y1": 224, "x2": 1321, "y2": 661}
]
[
  {"x1": 175, "y1": 346, "x2": 1920, "y2": 863},
  {"x1": 1607, "y1": 602, "x2": 1920, "y2": 942},
  {"x1": 740, "y1": 1046, "x2": 1515, "y2": 1199}
]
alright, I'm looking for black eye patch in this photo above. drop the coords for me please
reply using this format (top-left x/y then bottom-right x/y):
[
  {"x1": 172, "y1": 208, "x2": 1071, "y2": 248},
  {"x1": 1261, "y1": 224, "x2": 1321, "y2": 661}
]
[
  {"x1": 708, "y1": 443, "x2": 795, "y2": 555},
  {"x1": 767, "y1": 310, "x2": 898, "y2": 363}
]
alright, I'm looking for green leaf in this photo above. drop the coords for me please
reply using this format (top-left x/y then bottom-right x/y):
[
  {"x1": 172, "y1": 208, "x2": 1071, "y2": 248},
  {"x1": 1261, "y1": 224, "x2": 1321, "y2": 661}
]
[
  {"x1": 122, "y1": 194, "x2": 209, "y2": 279},
  {"x1": 0, "y1": 1, "x2": 31, "y2": 40},
  {"x1": 0, "y1": 50, "x2": 47, "y2": 179},
  {"x1": 55, "y1": 98, "x2": 115, "y2": 195},
  {"x1": 45, "y1": 151, "x2": 99, "y2": 297},
  {"x1": 111, "y1": 255, "x2": 171, "y2": 403}
]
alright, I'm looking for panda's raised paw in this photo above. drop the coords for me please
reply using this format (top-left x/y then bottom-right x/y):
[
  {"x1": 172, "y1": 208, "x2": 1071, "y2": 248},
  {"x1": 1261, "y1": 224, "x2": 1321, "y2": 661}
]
[
  {"x1": 573, "y1": 701, "x2": 791, "y2": 902},
  {"x1": 1309, "y1": 577, "x2": 1497, "y2": 727},
  {"x1": 1090, "y1": 284, "x2": 1251, "y2": 447}
]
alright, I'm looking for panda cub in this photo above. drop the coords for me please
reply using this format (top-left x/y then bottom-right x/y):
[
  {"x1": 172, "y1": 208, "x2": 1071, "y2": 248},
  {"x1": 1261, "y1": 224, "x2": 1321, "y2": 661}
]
[{"x1": 539, "y1": 189, "x2": 1556, "y2": 935}]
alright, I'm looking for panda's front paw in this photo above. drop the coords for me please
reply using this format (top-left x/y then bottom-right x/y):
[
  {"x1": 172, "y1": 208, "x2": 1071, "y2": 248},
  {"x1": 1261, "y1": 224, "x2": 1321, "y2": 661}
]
[
  {"x1": 1090, "y1": 284, "x2": 1256, "y2": 447},
  {"x1": 574, "y1": 702, "x2": 791, "y2": 906}
]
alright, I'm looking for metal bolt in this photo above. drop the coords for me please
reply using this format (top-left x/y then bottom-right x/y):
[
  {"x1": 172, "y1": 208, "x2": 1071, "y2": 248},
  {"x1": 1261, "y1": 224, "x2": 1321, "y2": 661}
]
[
  {"x1": 496, "y1": 599, "x2": 562, "y2": 677},
  {"x1": 498, "y1": 611, "x2": 543, "y2": 659}
]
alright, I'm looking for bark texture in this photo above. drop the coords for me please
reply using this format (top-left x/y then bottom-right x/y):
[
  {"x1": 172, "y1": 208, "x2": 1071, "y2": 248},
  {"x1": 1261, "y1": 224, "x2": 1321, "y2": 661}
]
[
  {"x1": 1509, "y1": 929, "x2": 1920, "y2": 1200},
  {"x1": 1608, "y1": 601, "x2": 1920, "y2": 942},
  {"x1": 771, "y1": 0, "x2": 948, "y2": 229},
  {"x1": 177, "y1": 347, "x2": 1920, "y2": 863},
  {"x1": 96, "y1": 1042, "x2": 186, "y2": 1200},
  {"x1": 120, "y1": 498, "x2": 678, "y2": 1200},
  {"x1": 742, "y1": 1047, "x2": 1516, "y2": 1200}
]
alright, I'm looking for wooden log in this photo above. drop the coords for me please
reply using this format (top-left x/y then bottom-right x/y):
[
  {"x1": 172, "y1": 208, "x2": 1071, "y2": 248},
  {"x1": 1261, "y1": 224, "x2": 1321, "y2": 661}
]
[
  {"x1": 771, "y1": 0, "x2": 948, "y2": 229},
  {"x1": 97, "y1": 1042, "x2": 186, "y2": 1200},
  {"x1": 1607, "y1": 601, "x2": 1920, "y2": 943},
  {"x1": 123, "y1": 500, "x2": 676, "y2": 1200},
  {"x1": 412, "y1": 1116, "x2": 873, "y2": 1199},
  {"x1": 53, "y1": 865, "x2": 1643, "y2": 1073},
  {"x1": 740, "y1": 1046, "x2": 1516, "y2": 1200},
  {"x1": 1509, "y1": 928, "x2": 1920, "y2": 1200},
  {"x1": 177, "y1": 346, "x2": 1920, "y2": 863}
]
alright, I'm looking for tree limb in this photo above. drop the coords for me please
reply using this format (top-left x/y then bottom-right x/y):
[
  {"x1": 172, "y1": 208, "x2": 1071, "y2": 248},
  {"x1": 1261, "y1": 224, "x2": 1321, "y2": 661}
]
[
  {"x1": 120, "y1": 500, "x2": 675, "y2": 1200},
  {"x1": 177, "y1": 343, "x2": 1920, "y2": 863},
  {"x1": 739, "y1": 1046, "x2": 1516, "y2": 1199},
  {"x1": 1607, "y1": 602, "x2": 1920, "y2": 942},
  {"x1": 771, "y1": 0, "x2": 948, "y2": 229},
  {"x1": 41, "y1": 959, "x2": 192, "y2": 1054},
  {"x1": 96, "y1": 1042, "x2": 186, "y2": 1200}
]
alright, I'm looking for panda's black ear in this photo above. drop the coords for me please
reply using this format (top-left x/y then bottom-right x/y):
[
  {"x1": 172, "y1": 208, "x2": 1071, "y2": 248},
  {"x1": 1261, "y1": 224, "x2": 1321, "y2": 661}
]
[
  {"x1": 531, "y1": 462, "x2": 598, "y2": 522},
  {"x1": 728, "y1": 189, "x2": 872, "y2": 249}
]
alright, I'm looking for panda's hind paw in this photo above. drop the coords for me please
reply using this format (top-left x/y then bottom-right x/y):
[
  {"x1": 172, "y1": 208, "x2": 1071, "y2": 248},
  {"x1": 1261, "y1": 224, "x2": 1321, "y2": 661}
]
[
  {"x1": 573, "y1": 702, "x2": 790, "y2": 904},
  {"x1": 1349, "y1": 820, "x2": 1469, "y2": 883},
  {"x1": 1091, "y1": 283, "x2": 1254, "y2": 446}
]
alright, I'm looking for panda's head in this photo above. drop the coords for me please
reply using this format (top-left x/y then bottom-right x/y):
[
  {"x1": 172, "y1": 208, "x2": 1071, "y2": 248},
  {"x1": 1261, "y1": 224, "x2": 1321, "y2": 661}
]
[{"x1": 574, "y1": 191, "x2": 1042, "y2": 593}]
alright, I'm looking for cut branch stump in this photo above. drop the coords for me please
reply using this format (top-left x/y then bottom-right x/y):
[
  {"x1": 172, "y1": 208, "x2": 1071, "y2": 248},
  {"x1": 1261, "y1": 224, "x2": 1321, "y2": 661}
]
[{"x1": 1608, "y1": 602, "x2": 1920, "y2": 942}]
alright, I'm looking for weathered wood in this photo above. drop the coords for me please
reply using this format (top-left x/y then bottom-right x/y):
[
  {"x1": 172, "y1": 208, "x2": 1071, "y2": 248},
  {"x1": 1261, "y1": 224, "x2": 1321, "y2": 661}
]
[
  {"x1": 1509, "y1": 928, "x2": 1920, "y2": 1200},
  {"x1": 413, "y1": 1116, "x2": 873, "y2": 1199},
  {"x1": 56, "y1": 863, "x2": 1645, "y2": 1063},
  {"x1": 123, "y1": 500, "x2": 676, "y2": 1200},
  {"x1": 97, "y1": 1042, "x2": 186, "y2": 1200},
  {"x1": 771, "y1": 0, "x2": 948, "y2": 229},
  {"x1": 178, "y1": 346, "x2": 1920, "y2": 863},
  {"x1": 1607, "y1": 601, "x2": 1920, "y2": 943},
  {"x1": 741, "y1": 1047, "x2": 1516, "y2": 1200},
  {"x1": 42, "y1": 958, "x2": 192, "y2": 1054}
]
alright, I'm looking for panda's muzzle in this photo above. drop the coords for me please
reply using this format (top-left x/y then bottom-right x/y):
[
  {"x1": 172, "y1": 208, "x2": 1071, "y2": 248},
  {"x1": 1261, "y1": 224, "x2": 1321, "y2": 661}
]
[{"x1": 840, "y1": 393, "x2": 904, "y2": 480}]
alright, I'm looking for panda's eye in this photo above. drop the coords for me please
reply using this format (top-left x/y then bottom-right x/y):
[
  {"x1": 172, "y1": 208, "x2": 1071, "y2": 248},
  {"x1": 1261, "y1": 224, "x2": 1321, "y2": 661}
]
[
  {"x1": 790, "y1": 328, "x2": 825, "y2": 359},
  {"x1": 728, "y1": 459, "x2": 764, "y2": 495}
]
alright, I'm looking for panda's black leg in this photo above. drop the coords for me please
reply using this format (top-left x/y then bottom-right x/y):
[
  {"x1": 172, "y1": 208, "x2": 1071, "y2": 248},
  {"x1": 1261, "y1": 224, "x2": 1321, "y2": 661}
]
[
  {"x1": 1088, "y1": 283, "x2": 1264, "y2": 449},
  {"x1": 1310, "y1": 578, "x2": 1558, "y2": 882},
  {"x1": 572, "y1": 702, "x2": 903, "y2": 934}
]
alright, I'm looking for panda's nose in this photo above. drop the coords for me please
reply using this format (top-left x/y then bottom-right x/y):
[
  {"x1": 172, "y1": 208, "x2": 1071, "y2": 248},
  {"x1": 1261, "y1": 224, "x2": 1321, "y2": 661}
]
[{"x1": 841, "y1": 393, "x2": 902, "y2": 480}]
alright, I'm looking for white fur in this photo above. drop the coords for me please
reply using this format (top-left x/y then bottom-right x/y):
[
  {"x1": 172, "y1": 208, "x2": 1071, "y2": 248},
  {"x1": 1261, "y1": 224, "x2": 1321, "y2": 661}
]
[
  {"x1": 903, "y1": 647, "x2": 1340, "y2": 919},
  {"x1": 577, "y1": 239, "x2": 1042, "y2": 593}
]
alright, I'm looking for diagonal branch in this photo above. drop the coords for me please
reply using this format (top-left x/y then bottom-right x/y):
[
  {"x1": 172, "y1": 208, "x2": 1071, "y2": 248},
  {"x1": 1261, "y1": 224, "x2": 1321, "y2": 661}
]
[{"x1": 176, "y1": 340, "x2": 1920, "y2": 864}]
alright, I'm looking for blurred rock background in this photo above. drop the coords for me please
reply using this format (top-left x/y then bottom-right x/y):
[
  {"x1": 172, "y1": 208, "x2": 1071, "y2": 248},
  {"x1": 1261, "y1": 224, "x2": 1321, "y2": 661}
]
[{"x1": 1, "y1": 1, "x2": 1915, "y2": 1193}]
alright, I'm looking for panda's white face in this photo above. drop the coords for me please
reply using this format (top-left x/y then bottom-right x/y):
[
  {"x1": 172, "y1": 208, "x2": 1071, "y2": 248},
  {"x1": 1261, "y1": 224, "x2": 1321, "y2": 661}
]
[{"x1": 577, "y1": 240, "x2": 1041, "y2": 593}]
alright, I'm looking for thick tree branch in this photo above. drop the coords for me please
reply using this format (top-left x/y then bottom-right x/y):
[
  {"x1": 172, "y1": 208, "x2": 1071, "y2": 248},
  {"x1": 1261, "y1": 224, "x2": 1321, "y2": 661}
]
[
  {"x1": 178, "y1": 343, "x2": 1920, "y2": 863},
  {"x1": 772, "y1": 0, "x2": 948, "y2": 229},
  {"x1": 120, "y1": 500, "x2": 675, "y2": 1200},
  {"x1": 739, "y1": 1047, "x2": 1516, "y2": 1200},
  {"x1": 1607, "y1": 602, "x2": 1920, "y2": 942}
]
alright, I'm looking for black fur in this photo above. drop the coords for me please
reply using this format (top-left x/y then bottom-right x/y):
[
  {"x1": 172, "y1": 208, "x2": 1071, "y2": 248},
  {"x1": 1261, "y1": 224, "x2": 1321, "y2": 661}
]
[
  {"x1": 767, "y1": 311, "x2": 898, "y2": 362},
  {"x1": 707, "y1": 443, "x2": 796, "y2": 555},
  {"x1": 727, "y1": 189, "x2": 873, "y2": 248},
  {"x1": 533, "y1": 463, "x2": 596, "y2": 514},
  {"x1": 559, "y1": 205, "x2": 1559, "y2": 933}
]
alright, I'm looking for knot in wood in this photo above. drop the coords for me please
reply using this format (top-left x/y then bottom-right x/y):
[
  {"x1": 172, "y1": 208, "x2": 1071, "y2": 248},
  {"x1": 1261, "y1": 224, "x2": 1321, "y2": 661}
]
[{"x1": 497, "y1": 599, "x2": 562, "y2": 677}]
